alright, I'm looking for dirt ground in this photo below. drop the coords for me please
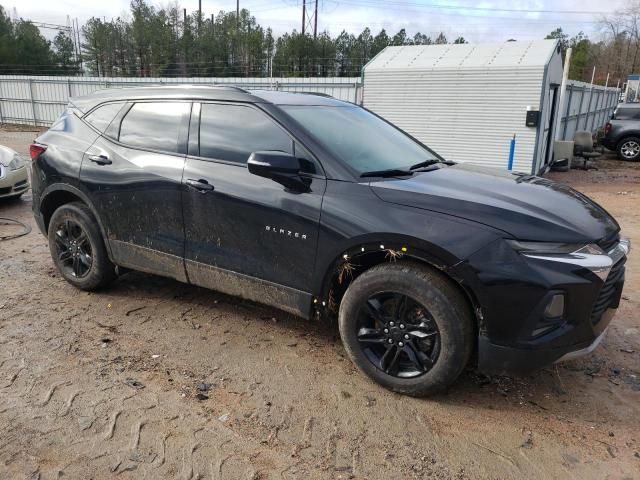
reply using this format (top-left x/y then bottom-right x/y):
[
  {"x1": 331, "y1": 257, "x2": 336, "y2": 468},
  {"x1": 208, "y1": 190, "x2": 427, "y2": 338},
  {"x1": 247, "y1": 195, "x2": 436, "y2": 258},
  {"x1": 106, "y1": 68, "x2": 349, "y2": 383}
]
[{"x1": 1, "y1": 126, "x2": 639, "y2": 480}]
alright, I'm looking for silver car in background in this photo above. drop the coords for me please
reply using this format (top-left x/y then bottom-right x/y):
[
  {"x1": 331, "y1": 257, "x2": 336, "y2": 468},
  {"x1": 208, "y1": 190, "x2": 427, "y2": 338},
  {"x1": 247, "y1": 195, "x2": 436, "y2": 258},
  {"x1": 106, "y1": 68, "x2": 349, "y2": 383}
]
[{"x1": 0, "y1": 145, "x2": 29, "y2": 200}]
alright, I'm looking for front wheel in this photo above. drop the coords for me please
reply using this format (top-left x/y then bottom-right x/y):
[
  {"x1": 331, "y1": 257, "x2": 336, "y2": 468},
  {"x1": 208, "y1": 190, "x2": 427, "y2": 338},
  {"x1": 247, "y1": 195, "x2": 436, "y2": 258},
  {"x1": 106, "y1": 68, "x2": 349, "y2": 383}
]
[
  {"x1": 338, "y1": 262, "x2": 474, "y2": 397},
  {"x1": 617, "y1": 137, "x2": 640, "y2": 161},
  {"x1": 48, "y1": 202, "x2": 116, "y2": 290}
]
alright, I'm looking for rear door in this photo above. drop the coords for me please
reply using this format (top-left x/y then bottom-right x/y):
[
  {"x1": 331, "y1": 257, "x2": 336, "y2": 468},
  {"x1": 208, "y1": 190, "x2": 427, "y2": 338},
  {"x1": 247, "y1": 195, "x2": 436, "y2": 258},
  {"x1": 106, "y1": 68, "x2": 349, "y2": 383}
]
[
  {"x1": 80, "y1": 101, "x2": 191, "y2": 281},
  {"x1": 181, "y1": 102, "x2": 326, "y2": 314}
]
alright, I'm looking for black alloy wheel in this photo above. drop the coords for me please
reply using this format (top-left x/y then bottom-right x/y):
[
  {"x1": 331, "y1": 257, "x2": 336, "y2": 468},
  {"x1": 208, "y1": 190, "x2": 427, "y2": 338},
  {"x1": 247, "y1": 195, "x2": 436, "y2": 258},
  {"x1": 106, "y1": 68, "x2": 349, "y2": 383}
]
[
  {"x1": 52, "y1": 218, "x2": 93, "y2": 278},
  {"x1": 48, "y1": 202, "x2": 117, "y2": 290},
  {"x1": 356, "y1": 292, "x2": 441, "y2": 378},
  {"x1": 55, "y1": 219, "x2": 93, "y2": 278},
  {"x1": 338, "y1": 262, "x2": 474, "y2": 396}
]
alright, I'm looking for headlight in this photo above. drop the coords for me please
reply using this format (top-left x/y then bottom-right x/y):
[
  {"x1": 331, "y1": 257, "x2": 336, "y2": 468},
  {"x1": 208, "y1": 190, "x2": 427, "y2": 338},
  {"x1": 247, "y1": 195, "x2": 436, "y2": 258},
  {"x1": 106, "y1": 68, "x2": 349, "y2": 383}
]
[
  {"x1": 506, "y1": 240, "x2": 604, "y2": 255},
  {"x1": 507, "y1": 240, "x2": 612, "y2": 281},
  {"x1": 8, "y1": 155, "x2": 25, "y2": 171}
]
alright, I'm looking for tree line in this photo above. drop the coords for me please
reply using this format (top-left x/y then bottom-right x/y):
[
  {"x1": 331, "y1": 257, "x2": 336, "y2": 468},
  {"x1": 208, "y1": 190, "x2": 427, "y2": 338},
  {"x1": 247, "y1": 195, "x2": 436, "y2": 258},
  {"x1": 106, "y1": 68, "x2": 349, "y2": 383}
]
[
  {"x1": 1, "y1": 0, "x2": 640, "y2": 83},
  {"x1": 0, "y1": 6, "x2": 76, "y2": 74}
]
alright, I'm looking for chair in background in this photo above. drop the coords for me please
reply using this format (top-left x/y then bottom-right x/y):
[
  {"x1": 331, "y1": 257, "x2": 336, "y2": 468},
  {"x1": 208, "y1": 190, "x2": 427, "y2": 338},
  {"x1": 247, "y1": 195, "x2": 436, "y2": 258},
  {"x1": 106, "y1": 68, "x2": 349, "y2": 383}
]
[{"x1": 573, "y1": 130, "x2": 601, "y2": 170}]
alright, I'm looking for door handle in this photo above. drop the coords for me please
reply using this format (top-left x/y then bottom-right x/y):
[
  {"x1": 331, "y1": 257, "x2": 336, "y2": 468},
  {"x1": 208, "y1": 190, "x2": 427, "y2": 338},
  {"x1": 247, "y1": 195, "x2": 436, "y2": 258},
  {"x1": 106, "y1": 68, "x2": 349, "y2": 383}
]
[
  {"x1": 185, "y1": 178, "x2": 214, "y2": 192},
  {"x1": 88, "y1": 154, "x2": 112, "y2": 165}
]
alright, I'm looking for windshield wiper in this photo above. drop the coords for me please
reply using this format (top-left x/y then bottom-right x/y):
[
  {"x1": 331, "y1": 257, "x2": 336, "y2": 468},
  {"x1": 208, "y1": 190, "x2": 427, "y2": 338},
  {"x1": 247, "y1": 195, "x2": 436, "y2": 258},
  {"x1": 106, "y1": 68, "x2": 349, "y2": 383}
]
[
  {"x1": 409, "y1": 159, "x2": 455, "y2": 170},
  {"x1": 360, "y1": 168, "x2": 414, "y2": 178}
]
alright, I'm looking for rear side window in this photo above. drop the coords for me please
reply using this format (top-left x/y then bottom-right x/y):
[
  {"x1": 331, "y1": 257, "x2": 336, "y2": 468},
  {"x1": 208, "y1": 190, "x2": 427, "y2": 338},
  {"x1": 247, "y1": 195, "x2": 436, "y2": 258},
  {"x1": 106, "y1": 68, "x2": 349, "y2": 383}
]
[
  {"x1": 199, "y1": 103, "x2": 293, "y2": 163},
  {"x1": 614, "y1": 107, "x2": 640, "y2": 120},
  {"x1": 119, "y1": 102, "x2": 190, "y2": 154},
  {"x1": 84, "y1": 102, "x2": 124, "y2": 133}
]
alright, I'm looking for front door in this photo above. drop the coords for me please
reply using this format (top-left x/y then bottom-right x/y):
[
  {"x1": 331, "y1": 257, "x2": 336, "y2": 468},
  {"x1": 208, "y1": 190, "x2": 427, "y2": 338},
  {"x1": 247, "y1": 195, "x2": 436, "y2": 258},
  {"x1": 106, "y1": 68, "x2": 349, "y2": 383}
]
[
  {"x1": 81, "y1": 101, "x2": 191, "y2": 281},
  {"x1": 182, "y1": 102, "x2": 326, "y2": 315}
]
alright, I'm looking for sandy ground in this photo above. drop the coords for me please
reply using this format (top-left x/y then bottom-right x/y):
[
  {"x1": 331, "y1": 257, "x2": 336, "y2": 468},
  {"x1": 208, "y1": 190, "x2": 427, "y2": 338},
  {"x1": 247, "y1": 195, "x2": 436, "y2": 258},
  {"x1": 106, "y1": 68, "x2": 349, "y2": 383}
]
[{"x1": 0, "y1": 127, "x2": 639, "y2": 479}]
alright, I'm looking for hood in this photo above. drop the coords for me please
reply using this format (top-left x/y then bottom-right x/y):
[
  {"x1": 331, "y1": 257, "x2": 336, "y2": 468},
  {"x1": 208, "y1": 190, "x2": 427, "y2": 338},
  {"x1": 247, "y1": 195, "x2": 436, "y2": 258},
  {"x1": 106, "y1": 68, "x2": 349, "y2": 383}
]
[
  {"x1": 370, "y1": 163, "x2": 619, "y2": 244},
  {"x1": 0, "y1": 145, "x2": 18, "y2": 167}
]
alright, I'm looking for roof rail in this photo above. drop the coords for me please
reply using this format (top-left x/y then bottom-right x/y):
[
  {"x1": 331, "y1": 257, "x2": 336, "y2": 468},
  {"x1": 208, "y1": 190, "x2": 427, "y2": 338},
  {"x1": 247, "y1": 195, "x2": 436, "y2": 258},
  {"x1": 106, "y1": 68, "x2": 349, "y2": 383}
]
[
  {"x1": 210, "y1": 85, "x2": 251, "y2": 93},
  {"x1": 297, "y1": 91, "x2": 334, "y2": 98}
]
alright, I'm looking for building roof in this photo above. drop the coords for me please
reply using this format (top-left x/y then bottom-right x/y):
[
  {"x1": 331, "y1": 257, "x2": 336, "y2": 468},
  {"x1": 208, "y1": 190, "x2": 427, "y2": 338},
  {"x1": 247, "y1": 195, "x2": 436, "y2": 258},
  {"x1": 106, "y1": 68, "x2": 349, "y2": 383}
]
[
  {"x1": 364, "y1": 39, "x2": 559, "y2": 72},
  {"x1": 69, "y1": 85, "x2": 348, "y2": 113}
]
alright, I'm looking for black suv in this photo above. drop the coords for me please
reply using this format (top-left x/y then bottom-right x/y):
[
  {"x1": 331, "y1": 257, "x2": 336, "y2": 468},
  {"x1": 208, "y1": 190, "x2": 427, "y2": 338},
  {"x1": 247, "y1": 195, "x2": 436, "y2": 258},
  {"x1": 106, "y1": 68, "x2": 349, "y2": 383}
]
[
  {"x1": 603, "y1": 103, "x2": 640, "y2": 161},
  {"x1": 31, "y1": 86, "x2": 628, "y2": 396}
]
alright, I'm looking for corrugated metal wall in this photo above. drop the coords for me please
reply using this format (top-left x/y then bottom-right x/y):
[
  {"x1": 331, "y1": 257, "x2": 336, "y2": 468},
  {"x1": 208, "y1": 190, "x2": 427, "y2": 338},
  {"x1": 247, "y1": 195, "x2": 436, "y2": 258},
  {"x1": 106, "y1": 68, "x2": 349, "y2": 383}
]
[
  {"x1": 364, "y1": 73, "x2": 618, "y2": 173},
  {"x1": 0, "y1": 75, "x2": 362, "y2": 126},
  {"x1": 363, "y1": 66, "x2": 546, "y2": 172}
]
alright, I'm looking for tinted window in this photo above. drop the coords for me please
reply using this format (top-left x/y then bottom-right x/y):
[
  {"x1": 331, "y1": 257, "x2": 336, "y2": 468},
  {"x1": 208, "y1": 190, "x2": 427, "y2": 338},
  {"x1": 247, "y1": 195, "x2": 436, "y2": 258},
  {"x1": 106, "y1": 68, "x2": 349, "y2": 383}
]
[
  {"x1": 615, "y1": 107, "x2": 640, "y2": 120},
  {"x1": 84, "y1": 102, "x2": 124, "y2": 133},
  {"x1": 282, "y1": 105, "x2": 437, "y2": 174},
  {"x1": 199, "y1": 103, "x2": 292, "y2": 163},
  {"x1": 294, "y1": 142, "x2": 318, "y2": 174},
  {"x1": 119, "y1": 102, "x2": 190, "y2": 153}
]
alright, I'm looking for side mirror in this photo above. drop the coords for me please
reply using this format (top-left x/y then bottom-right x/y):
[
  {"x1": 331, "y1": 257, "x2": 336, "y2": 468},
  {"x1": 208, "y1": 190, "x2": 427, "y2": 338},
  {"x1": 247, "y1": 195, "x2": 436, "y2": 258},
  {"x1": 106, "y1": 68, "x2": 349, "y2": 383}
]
[{"x1": 248, "y1": 151, "x2": 310, "y2": 192}]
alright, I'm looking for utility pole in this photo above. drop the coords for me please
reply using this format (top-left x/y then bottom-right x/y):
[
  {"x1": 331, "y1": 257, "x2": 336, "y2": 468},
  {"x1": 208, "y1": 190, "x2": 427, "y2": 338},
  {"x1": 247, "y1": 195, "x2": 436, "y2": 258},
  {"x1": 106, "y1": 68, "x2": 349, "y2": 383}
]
[
  {"x1": 237, "y1": 0, "x2": 239, "y2": 30},
  {"x1": 75, "y1": 18, "x2": 83, "y2": 72},
  {"x1": 301, "y1": 1, "x2": 318, "y2": 38},
  {"x1": 314, "y1": 0, "x2": 318, "y2": 39},
  {"x1": 198, "y1": 0, "x2": 202, "y2": 34},
  {"x1": 302, "y1": 0, "x2": 306, "y2": 35}
]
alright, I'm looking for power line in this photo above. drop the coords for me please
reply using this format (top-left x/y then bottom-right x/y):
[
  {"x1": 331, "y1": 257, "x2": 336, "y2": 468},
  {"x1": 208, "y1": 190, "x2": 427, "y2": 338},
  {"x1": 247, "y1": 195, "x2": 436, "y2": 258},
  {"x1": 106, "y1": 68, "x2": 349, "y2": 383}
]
[
  {"x1": 327, "y1": 0, "x2": 613, "y2": 15},
  {"x1": 27, "y1": 21, "x2": 71, "y2": 32}
]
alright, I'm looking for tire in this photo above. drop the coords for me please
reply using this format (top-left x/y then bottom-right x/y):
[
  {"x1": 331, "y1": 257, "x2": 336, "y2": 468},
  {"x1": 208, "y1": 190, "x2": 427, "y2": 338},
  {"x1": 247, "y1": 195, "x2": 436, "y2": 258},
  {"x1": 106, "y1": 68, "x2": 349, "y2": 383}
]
[
  {"x1": 48, "y1": 202, "x2": 116, "y2": 290},
  {"x1": 338, "y1": 262, "x2": 474, "y2": 397},
  {"x1": 617, "y1": 137, "x2": 640, "y2": 161}
]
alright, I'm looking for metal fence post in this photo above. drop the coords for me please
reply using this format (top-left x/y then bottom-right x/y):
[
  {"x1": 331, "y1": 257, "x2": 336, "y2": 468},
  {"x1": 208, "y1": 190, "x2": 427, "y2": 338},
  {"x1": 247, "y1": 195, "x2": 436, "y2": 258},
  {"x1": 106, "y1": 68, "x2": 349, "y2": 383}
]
[
  {"x1": 590, "y1": 89, "x2": 600, "y2": 131},
  {"x1": 28, "y1": 78, "x2": 37, "y2": 126},
  {"x1": 67, "y1": 77, "x2": 72, "y2": 99},
  {"x1": 0, "y1": 78, "x2": 4, "y2": 125},
  {"x1": 562, "y1": 84, "x2": 573, "y2": 140},
  {"x1": 577, "y1": 86, "x2": 586, "y2": 132},
  {"x1": 583, "y1": 68, "x2": 596, "y2": 130}
]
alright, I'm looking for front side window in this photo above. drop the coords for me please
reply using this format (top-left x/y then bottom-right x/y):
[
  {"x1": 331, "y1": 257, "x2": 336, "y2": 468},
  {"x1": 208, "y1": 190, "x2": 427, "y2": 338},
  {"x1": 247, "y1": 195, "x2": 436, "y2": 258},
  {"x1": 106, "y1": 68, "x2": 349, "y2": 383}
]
[
  {"x1": 84, "y1": 102, "x2": 124, "y2": 133},
  {"x1": 199, "y1": 103, "x2": 293, "y2": 163},
  {"x1": 119, "y1": 102, "x2": 190, "y2": 154},
  {"x1": 282, "y1": 105, "x2": 438, "y2": 174}
]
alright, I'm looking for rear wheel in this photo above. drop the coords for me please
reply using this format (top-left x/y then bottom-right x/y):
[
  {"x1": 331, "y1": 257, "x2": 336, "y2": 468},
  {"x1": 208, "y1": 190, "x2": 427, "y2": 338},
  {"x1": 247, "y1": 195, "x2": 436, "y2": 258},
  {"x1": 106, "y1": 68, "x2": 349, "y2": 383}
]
[
  {"x1": 48, "y1": 202, "x2": 116, "y2": 290},
  {"x1": 338, "y1": 262, "x2": 474, "y2": 396},
  {"x1": 617, "y1": 137, "x2": 640, "y2": 161}
]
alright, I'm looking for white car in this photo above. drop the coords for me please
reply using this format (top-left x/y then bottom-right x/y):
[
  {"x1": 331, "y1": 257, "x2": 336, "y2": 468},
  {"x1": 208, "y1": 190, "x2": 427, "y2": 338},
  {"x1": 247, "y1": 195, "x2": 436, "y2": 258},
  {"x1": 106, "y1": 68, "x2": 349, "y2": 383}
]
[{"x1": 0, "y1": 145, "x2": 29, "y2": 200}]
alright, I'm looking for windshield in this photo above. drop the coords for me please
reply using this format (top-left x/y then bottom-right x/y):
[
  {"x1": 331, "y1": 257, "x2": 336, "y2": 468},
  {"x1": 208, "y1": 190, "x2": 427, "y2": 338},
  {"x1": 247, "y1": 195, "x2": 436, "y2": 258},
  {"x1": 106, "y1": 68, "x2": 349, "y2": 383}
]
[{"x1": 281, "y1": 105, "x2": 438, "y2": 174}]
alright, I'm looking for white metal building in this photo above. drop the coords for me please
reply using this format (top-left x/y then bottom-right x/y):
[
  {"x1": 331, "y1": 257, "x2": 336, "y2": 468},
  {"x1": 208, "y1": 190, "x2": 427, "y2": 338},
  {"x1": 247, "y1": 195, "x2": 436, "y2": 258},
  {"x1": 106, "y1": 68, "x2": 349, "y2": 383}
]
[{"x1": 362, "y1": 40, "x2": 563, "y2": 174}]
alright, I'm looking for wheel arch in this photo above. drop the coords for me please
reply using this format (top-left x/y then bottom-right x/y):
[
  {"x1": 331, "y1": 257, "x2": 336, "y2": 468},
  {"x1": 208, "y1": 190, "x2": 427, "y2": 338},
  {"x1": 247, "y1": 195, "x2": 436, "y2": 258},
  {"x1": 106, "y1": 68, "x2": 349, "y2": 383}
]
[
  {"x1": 616, "y1": 134, "x2": 640, "y2": 154},
  {"x1": 315, "y1": 235, "x2": 483, "y2": 328},
  {"x1": 40, "y1": 184, "x2": 113, "y2": 260}
]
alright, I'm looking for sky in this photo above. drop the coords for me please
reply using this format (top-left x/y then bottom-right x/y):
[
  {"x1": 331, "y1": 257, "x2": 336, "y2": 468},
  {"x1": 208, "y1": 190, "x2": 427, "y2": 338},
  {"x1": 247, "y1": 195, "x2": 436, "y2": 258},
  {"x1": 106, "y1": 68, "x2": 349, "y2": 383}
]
[{"x1": 3, "y1": 0, "x2": 630, "y2": 43}]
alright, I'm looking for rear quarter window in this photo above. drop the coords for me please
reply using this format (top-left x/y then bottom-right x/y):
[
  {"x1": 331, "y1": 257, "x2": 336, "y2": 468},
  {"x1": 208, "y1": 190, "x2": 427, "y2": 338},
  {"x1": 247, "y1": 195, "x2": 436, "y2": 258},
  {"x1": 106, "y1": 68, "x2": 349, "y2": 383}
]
[
  {"x1": 119, "y1": 102, "x2": 191, "y2": 154},
  {"x1": 84, "y1": 102, "x2": 125, "y2": 133}
]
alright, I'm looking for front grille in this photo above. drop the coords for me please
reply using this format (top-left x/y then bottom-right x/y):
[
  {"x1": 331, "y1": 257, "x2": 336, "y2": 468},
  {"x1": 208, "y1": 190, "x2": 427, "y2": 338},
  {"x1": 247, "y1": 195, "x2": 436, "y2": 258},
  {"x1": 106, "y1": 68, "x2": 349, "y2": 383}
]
[
  {"x1": 14, "y1": 179, "x2": 27, "y2": 187},
  {"x1": 0, "y1": 186, "x2": 11, "y2": 195},
  {"x1": 598, "y1": 232, "x2": 620, "y2": 253},
  {"x1": 591, "y1": 257, "x2": 625, "y2": 325}
]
